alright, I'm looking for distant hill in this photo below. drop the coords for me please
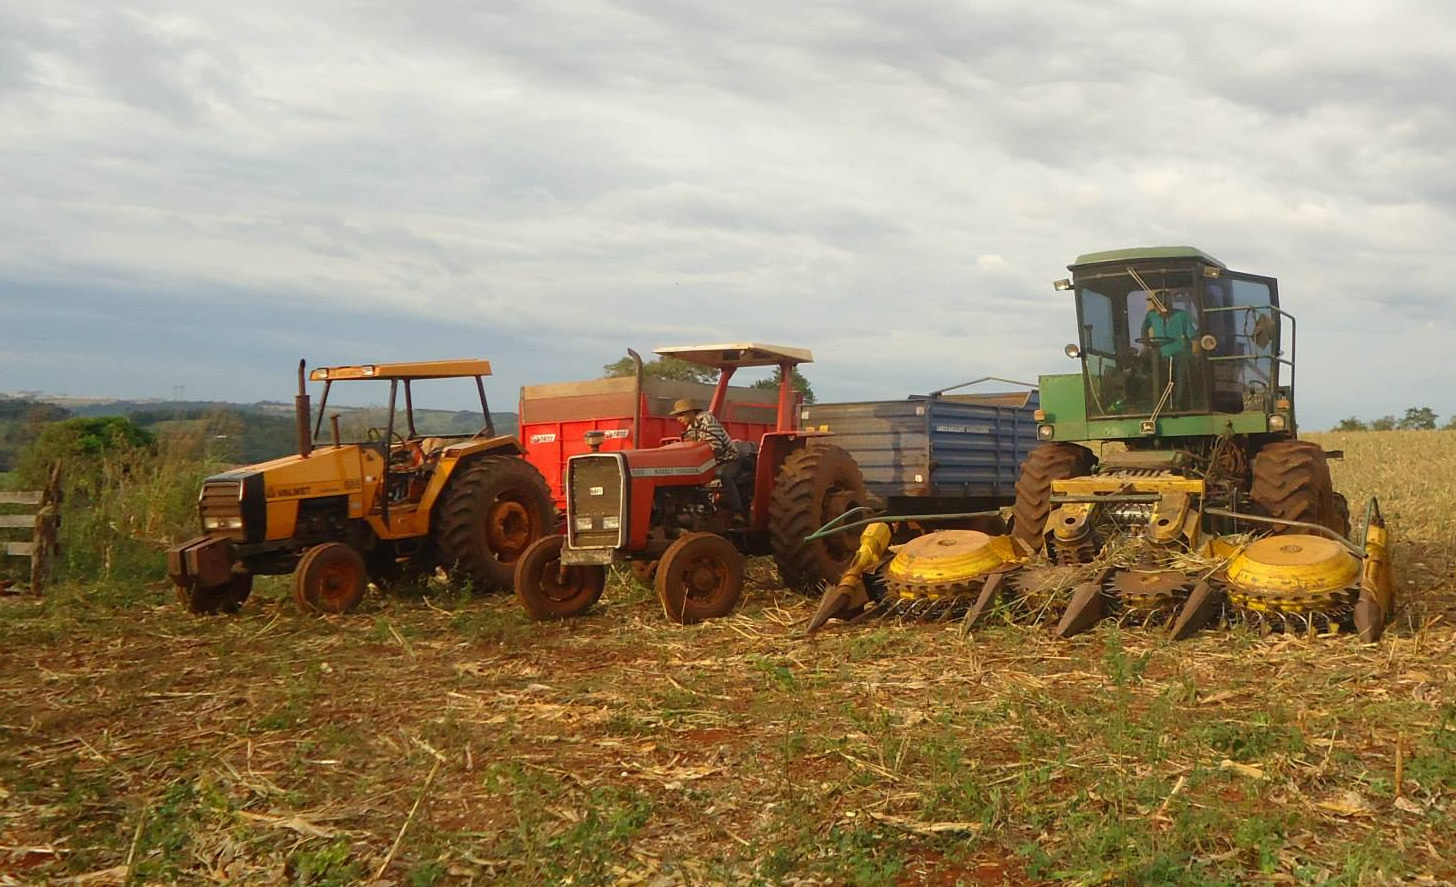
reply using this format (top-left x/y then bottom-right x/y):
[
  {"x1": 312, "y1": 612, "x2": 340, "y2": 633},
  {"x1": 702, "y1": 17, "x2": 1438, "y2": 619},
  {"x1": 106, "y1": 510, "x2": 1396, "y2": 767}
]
[{"x1": 0, "y1": 396, "x2": 518, "y2": 470}]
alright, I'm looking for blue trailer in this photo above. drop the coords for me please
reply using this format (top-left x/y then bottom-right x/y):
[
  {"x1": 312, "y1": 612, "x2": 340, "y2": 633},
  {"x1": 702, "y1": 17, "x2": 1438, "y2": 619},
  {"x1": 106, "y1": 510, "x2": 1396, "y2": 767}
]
[{"x1": 800, "y1": 380, "x2": 1039, "y2": 524}]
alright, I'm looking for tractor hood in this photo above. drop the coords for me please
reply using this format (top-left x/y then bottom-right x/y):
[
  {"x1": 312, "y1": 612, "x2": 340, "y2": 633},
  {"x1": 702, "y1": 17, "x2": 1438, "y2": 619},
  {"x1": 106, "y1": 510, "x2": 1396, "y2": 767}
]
[{"x1": 619, "y1": 440, "x2": 717, "y2": 482}]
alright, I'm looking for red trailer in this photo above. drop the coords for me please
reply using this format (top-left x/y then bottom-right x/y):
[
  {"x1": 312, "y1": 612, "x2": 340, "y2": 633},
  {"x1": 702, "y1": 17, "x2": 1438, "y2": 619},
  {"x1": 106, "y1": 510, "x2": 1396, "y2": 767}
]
[{"x1": 519, "y1": 355, "x2": 785, "y2": 510}]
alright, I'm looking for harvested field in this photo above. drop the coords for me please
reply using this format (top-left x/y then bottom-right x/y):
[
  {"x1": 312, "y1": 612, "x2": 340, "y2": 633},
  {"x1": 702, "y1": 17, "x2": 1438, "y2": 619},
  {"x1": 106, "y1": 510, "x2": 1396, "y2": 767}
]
[{"x1": 1, "y1": 430, "x2": 1454, "y2": 886}]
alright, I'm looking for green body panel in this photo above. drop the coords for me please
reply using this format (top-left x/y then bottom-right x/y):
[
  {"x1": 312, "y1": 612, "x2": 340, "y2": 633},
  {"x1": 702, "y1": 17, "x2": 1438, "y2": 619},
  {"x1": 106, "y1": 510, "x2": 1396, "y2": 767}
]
[
  {"x1": 1071, "y1": 246, "x2": 1226, "y2": 270},
  {"x1": 1037, "y1": 373, "x2": 1087, "y2": 424},
  {"x1": 1037, "y1": 372, "x2": 1274, "y2": 443}
]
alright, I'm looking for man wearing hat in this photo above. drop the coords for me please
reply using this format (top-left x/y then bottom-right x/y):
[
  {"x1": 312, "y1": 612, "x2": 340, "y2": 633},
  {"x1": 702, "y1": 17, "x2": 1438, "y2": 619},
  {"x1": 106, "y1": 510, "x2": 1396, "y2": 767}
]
[{"x1": 671, "y1": 398, "x2": 745, "y2": 519}]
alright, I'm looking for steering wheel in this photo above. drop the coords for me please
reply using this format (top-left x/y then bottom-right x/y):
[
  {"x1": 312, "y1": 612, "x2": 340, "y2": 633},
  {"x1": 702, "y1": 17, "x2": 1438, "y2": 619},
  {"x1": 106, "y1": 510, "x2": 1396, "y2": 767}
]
[{"x1": 366, "y1": 427, "x2": 407, "y2": 446}]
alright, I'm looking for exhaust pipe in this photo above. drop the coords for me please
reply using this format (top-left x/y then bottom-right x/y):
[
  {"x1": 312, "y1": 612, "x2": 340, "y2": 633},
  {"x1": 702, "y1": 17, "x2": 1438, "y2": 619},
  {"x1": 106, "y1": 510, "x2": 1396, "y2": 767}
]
[
  {"x1": 295, "y1": 359, "x2": 313, "y2": 458},
  {"x1": 627, "y1": 348, "x2": 644, "y2": 447}
]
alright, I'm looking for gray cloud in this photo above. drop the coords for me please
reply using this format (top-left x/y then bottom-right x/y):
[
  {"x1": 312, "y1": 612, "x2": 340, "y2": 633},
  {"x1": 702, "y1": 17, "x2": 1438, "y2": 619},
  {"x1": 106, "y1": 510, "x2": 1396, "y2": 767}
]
[{"x1": 1, "y1": 0, "x2": 1453, "y2": 426}]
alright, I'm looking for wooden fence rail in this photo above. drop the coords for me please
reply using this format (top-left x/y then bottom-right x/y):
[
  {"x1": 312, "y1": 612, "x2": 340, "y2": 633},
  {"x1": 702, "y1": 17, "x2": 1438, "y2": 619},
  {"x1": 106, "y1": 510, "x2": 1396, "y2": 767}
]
[{"x1": 0, "y1": 465, "x2": 62, "y2": 593}]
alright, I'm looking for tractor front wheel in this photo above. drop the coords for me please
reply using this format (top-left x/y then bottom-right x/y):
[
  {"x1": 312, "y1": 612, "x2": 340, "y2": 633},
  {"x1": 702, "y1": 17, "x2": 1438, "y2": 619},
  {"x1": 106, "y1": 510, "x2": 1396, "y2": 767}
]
[
  {"x1": 656, "y1": 533, "x2": 744, "y2": 624},
  {"x1": 293, "y1": 542, "x2": 368, "y2": 614},
  {"x1": 769, "y1": 442, "x2": 871, "y2": 594},
  {"x1": 1010, "y1": 443, "x2": 1097, "y2": 553},
  {"x1": 177, "y1": 573, "x2": 252, "y2": 615},
  {"x1": 514, "y1": 536, "x2": 606, "y2": 620},
  {"x1": 1250, "y1": 440, "x2": 1341, "y2": 534},
  {"x1": 436, "y1": 456, "x2": 555, "y2": 592}
]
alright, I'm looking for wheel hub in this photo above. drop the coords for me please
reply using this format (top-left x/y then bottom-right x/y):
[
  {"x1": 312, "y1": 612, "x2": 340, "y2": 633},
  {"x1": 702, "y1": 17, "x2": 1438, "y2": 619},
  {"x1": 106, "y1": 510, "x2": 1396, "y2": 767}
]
[
  {"x1": 684, "y1": 558, "x2": 727, "y2": 600},
  {"x1": 487, "y1": 500, "x2": 533, "y2": 556}
]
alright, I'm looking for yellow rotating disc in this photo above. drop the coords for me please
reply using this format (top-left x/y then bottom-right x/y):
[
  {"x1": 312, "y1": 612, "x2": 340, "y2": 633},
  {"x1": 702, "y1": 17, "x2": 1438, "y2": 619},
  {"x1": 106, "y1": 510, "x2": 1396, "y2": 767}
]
[
  {"x1": 885, "y1": 530, "x2": 1021, "y2": 600},
  {"x1": 1224, "y1": 534, "x2": 1361, "y2": 614}
]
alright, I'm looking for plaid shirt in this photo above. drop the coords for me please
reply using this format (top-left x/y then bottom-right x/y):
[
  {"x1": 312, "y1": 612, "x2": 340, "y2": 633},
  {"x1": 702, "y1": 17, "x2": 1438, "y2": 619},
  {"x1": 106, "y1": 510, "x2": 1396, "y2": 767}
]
[{"x1": 683, "y1": 412, "x2": 737, "y2": 463}]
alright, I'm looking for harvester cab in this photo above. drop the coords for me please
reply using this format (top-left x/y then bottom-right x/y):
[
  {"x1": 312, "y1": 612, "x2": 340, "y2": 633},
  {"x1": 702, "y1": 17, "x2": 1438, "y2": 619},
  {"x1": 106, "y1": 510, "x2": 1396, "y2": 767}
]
[
  {"x1": 167, "y1": 358, "x2": 554, "y2": 616},
  {"x1": 810, "y1": 247, "x2": 1394, "y2": 642},
  {"x1": 514, "y1": 342, "x2": 870, "y2": 625},
  {"x1": 1050, "y1": 246, "x2": 1292, "y2": 438}
]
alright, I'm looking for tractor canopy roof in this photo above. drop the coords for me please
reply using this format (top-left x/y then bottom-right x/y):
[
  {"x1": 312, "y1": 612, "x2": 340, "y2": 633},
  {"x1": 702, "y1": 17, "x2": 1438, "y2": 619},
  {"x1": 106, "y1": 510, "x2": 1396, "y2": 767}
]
[
  {"x1": 653, "y1": 342, "x2": 813, "y2": 369},
  {"x1": 308, "y1": 359, "x2": 493, "y2": 381},
  {"x1": 1069, "y1": 246, "x2": 1226, "y2": 271}
]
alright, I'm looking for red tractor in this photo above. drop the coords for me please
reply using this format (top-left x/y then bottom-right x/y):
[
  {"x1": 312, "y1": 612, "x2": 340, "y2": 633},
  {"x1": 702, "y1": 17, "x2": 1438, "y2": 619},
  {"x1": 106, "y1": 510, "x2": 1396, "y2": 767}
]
[{"x1": 513, "y1": 343, "x2": 870, "y2": 623}]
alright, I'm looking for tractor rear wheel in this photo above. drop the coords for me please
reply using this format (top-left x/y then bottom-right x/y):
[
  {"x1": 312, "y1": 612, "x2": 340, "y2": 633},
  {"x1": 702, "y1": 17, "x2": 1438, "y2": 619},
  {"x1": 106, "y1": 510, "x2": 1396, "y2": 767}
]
[
  {"x1": 1010, "y1": 443, "x2": 1097, "y2": 553},
  {"x1": 436, "y1": 456, "x2": 555, "y2": 592},
  {"x1": 769, "y1": 442, "x2": 870, "y2": 594},
  {"x1": 293, "y1": 542, "x2": 368, "y2": 614},
  {"x1": 1250, "y1": 440, "x2": 1341, "y2": 534},
  {"x1": 514, "y1": 535, "x2": 606, "y2": 620},
  {"x1": 656, "y1": 532, "x2": 744, "y2": 624},
  {"x1": 177, "y1": 573, "x2": 252, "y2": 615}
]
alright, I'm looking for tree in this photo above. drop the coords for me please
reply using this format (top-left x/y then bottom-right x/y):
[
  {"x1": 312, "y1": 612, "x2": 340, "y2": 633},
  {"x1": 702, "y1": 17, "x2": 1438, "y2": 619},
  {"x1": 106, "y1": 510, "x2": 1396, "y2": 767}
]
[
  {"x1": 1333, "y1": 416, "x2": 1368, "y2": 432},
  {"x1": 750, "y1": 367, "x2": 817, "y2": 404},
  {"x1": 1397, "y1": 406, "x2": 1438, "y2": 431},
  {"x1": 1370, "y1": 415, "x2": 1397, "y2": 431},
  {"x1": 603, "y1": 356, "x2": 717, "y2": 384},
  {"x1": 17, "y1": 416, "x2": 156, "y2": 491}
]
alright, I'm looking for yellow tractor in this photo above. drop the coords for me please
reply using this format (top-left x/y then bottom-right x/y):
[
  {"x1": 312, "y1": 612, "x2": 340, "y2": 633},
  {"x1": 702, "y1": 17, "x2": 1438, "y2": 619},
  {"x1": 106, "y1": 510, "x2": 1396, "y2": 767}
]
[
  {"x1": 167, "y1": 359, "x2": 554, "y2": 614},
  {"x1": 809, "y1": 247, "x2": 1395, "y2": 641}
]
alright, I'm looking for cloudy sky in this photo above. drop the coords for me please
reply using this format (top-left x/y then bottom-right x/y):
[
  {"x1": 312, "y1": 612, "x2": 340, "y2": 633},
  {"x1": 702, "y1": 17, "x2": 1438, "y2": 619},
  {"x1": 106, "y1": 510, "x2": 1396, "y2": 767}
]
[{"x1": 2, "y1": 0, "x2": 1453, "y2": 427}]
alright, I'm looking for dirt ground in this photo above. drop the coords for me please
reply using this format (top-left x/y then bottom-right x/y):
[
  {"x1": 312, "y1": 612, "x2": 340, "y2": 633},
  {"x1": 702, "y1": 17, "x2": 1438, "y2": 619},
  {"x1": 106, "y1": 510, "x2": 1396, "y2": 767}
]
[{"x1": 2, "y1": 431, "x2": 1454, "y2": 886}]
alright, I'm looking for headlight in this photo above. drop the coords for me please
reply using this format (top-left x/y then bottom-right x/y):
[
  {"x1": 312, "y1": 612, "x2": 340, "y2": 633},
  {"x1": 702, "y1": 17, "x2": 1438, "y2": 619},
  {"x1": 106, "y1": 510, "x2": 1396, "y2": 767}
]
[
  {"x1": 1037, "y1": 425, "x2": 1055, "y2": 440},
  {"x1": 203, "y1": 516, "x2": 244, "y2": 530},
  {"x1": 602, "y1": 516, "x2": 620, "y2": 530},
  {"x1": 1268, "y1": 414, "x2": 1287, "y2": 432},
  {"x1": 574, "y1": 516, "x2": 594, "y2": 531}
]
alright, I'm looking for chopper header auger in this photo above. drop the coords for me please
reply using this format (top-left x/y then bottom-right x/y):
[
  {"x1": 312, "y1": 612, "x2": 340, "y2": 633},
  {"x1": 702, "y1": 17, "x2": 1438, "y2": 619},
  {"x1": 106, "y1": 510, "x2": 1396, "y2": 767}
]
[{"x1": 807, "y1": 246, "x2": 1395, "y2": 642}]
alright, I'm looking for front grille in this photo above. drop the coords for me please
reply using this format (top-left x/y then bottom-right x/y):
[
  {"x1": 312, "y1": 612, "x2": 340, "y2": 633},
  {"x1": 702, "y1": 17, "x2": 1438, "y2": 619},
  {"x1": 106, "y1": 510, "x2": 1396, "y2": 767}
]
[
  {"x1": 198, "y1": 480, "x2": 245, "y2": 541},
  {"x1": 567, "y1": 454, "x2": 627, "y2": 549}
]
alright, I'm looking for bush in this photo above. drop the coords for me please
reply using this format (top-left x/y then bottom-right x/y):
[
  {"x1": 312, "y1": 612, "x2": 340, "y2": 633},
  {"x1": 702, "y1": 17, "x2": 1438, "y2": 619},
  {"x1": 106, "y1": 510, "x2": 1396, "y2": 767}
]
[{"x1": 15, "y1": 418, "x2": 223, "y2": 584}]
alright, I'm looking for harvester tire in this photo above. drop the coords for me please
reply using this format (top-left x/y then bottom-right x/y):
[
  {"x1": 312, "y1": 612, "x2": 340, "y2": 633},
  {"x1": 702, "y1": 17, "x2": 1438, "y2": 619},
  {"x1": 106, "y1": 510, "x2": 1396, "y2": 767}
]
[
  {"x1": 436, "y1": 456, "x2": 555, "y2": 592},
  {"x1": 1010, "y1": 443, "x2": 1096, "y2": 553},
  {"x1": 769, "y1": 442, "x2": 871, "y2": 594},
  {"x1": 177, "y1": 573, "x2": 252, "y2": 615},
  {"x1": 1249, "y1": 440, "x2": 1341, "y2": 534}
]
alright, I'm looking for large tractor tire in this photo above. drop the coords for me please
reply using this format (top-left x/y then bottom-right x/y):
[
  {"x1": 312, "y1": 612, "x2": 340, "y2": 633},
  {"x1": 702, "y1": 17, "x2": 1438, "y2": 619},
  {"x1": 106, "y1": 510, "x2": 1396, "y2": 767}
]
[
  {"x1": 436, "y1": 456, "x2": 555, "y2": 592},
  {"x1": 769, "y1": 442, "x2": 871, "y2": 594},
  {"x1": 1249, "y1": 439, "x2": 1341, "y2": 534},
  {"x1": 1010, "y1": 443, "x2": 1097, "y2": 553}
]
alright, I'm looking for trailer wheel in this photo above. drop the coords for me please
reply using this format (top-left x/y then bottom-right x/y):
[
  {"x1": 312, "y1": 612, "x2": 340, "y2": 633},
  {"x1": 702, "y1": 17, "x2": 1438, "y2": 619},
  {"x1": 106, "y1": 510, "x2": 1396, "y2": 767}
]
[
  {"x1": 293, "y1": 542, "x2": 368, "y2": 614},
  {"x1": 177, "y1": 573, "x2": 252, "y2": 615},
  {"x1": 656, "y1": 533, "x2": 744, "y2": 624},
  {"x1": 514, "y1": 536, "x2": 606, "y2": 620},
  {"x1": 437, "y1": 456, "x2": 555, "y2": 591},
  {"x1": 769, "y1": 442, "x2": 871, "y2": 594},
  {"x1": 1010, "y1": 443, "x2": 1097, "y2": 553},
  {"x1": 1249, "y1": 440, "x2": 1341, "y2": 534}
]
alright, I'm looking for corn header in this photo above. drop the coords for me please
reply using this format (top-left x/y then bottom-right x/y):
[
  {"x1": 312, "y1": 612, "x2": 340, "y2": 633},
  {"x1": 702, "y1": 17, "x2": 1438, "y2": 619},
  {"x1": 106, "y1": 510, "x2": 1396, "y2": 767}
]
[{"x1": 808, "y1": 247, "x2": 1395, "y2": 641}]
